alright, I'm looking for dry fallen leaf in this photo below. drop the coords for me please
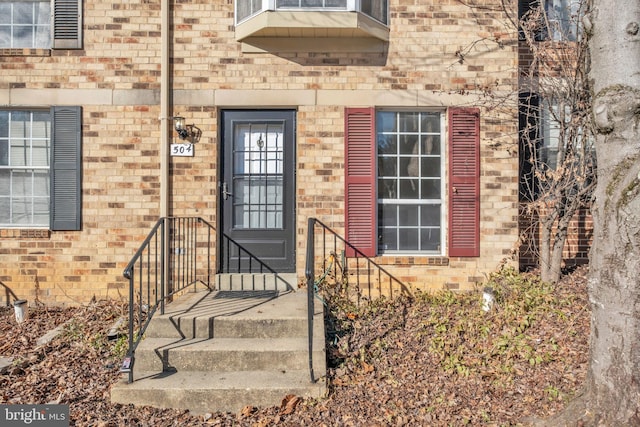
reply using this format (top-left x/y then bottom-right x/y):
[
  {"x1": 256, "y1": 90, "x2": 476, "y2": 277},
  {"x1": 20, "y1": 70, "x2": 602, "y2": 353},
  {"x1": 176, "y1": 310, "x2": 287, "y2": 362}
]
[{"x1": 280, "y1": 394, "x2": 301, "y2": 415}]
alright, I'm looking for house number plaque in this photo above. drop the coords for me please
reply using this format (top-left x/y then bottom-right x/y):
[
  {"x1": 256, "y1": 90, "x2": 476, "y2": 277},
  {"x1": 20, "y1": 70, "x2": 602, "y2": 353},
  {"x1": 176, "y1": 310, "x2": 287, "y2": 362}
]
[{"x1": 170, "y1": 143, "x2": 194, "y2": 157}]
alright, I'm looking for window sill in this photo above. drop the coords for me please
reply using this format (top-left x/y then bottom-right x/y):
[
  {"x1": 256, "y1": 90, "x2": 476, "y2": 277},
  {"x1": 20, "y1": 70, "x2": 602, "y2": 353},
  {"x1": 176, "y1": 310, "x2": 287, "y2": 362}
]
[
  {"x1": 0, "y1": 229, "x2": 51, "y2": 239},
  {"x1": 0, "y1": 48, "x2": 51, "y2": 57},
  {"x1": 372, "y1": 255, "x2": 449, "y2": 267}
]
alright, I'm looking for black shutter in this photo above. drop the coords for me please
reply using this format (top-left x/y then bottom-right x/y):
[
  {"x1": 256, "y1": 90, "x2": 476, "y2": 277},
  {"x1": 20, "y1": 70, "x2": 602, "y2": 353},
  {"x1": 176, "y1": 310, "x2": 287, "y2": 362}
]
[
  {"x1": 52, "y1": 0, "x2": 82, "y2": 49},
  {"x1": 51, "y1": 106, "x2": 82, "y2": 231}
]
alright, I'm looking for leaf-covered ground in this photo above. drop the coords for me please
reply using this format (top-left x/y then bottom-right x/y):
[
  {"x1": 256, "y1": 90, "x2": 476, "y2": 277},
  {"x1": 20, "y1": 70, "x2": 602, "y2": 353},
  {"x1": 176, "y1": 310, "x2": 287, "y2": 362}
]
[{"x1": 0, "y1": 267, "x2": 589, "y2": 426}]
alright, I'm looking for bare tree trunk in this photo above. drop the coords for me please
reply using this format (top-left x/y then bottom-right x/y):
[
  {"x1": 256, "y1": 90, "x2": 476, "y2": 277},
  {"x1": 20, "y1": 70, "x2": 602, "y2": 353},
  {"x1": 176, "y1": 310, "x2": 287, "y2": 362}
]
[
  {"x1": 540, "y1": 208, "x2": 570, "y2": 284},
  {"x1": 539, "y1": 213, "x2": 564, "y2": 283},
  {"x1": 545, "y1": 0, "x2": 640, "y2": 424}
]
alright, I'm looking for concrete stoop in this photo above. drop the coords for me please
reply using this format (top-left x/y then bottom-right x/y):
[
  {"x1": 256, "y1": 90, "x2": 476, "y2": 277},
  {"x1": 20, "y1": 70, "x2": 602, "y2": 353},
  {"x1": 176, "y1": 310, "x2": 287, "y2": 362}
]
[{"x1": 110, "y1": 285, "x2": 326, "y2": 414}]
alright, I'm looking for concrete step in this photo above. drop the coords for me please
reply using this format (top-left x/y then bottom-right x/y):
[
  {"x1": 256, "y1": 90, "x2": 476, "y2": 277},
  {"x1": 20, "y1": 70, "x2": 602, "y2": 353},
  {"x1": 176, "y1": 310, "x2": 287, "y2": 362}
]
[
  {"x1": 144, "y1": 289, "x2": 309, "y2": 339},
  {"x1": 111, "y1": 369, "x2": 325, "y2": 414},
  {"x1": 112, "y1": 284, "x2": 327, "y2": 413},
  {"x1": 134, "y1": 336, "x2": 324, "y2": 372},
  {"x1": 216, "y1": 273, "x2": 298, "y2": 291}
]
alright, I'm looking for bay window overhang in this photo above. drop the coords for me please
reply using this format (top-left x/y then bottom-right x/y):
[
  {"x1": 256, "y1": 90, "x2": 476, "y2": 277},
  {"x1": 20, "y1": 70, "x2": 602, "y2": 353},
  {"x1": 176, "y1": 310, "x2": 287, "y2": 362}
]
[{"x1": 235, "y1": 0, "x2": 389, "y2": 51}]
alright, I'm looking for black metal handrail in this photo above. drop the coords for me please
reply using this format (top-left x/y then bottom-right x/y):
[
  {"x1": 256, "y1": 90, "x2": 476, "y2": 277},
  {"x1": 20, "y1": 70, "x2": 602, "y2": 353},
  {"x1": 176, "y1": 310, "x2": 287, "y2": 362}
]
[
  {"x1": 220, "y1": 233, "x2": 278, "y2": 275},
  {"x1": 305, "y1": 217, "x2": 411, "y2": 383},
  {"x1": 120, "y1": 217, "x2": 215, "y2": 383}
]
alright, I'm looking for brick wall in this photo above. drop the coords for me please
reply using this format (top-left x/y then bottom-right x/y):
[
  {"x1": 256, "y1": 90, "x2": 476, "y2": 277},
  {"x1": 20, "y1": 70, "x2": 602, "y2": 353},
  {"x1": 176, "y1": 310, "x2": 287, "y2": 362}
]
[
  {"x1": 0, "y1": 0, "x2": 520, "y2": 305},
  {"x1": 519, "y1": 205, "x2": 592, "y2": 271}
]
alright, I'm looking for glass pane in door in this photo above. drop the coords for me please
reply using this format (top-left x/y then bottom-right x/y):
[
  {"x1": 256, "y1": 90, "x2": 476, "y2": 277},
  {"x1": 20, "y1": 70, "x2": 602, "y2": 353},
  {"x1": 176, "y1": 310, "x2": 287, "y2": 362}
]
[{"x1": 232, "y1": 123, "x2": 284, "y2": 230}]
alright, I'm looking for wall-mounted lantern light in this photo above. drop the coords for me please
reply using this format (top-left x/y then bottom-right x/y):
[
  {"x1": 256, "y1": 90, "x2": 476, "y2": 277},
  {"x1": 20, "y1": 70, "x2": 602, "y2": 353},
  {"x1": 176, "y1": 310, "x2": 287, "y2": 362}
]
[{"x1": 173, "y1": 116, "x2": 201, "y2": 142}]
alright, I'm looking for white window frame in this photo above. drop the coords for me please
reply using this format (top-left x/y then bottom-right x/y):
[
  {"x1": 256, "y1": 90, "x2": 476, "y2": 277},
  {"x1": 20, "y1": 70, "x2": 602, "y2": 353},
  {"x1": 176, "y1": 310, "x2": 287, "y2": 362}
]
[
  {"x1": 376, "y1": 110, "x2": 446, "y2": 255},
  {"x1": 0, "y1": 109, "x2": 51, "y2": 228},
  {"x1": 0, "y1": 0, "x2": 51, "y2": 49},
  {"x1": 235, "y1": 0, "x2": 387, "y2": 25}
]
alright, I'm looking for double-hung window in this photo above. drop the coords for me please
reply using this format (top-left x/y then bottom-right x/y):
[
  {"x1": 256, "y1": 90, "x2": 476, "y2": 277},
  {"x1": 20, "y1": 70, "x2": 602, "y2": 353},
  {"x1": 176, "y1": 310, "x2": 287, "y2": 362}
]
[
  {"x1": 0, "y1": 0, "x2": 82, "y2": 49},
  {"x1": 345, "y1": 108, "x2": 480, "y2": 258},
  {"x1": 0, "y1": 107, "x2": 82, "y2": 230},
  {"x1": 377, "y1": 111, "x2": 443, "y2": 253},
  {"x1": 0, "y1": 110, "x2": 51, "y2": 226}
]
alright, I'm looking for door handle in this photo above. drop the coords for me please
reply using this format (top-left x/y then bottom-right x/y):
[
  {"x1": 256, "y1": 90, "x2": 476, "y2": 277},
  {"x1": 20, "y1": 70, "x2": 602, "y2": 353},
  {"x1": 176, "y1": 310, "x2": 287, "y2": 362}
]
[{"x1": 222, "y1": 182, "x2": 233, "y2": 200}]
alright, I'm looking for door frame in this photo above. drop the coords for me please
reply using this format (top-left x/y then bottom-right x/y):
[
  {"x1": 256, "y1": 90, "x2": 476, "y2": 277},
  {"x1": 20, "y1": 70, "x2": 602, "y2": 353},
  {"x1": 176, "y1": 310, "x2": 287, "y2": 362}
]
[{"x1": 218, "y1": 109, "x2": 297, "y2": 273}]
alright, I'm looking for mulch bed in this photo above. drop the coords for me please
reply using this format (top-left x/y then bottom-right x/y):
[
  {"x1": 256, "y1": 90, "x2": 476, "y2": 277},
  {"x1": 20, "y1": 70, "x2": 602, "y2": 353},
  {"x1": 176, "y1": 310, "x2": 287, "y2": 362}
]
[{"x1": 0, "y1": 267, "x2": 589, "y2": 426}]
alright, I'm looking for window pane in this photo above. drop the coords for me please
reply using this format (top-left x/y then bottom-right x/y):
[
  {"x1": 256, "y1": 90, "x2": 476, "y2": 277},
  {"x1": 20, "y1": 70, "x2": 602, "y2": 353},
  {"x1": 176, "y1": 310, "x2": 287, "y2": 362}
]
[
  {"x1": 32, "y1": 140, "x2": 49, "y2": 166},
  {"x1": 301, "y1": 0, "x2": 323, "y2": 6},
  {"x1": 34, "y1": 24, "x2": 50, "y2": 48},
  {"x1": 0, "y1": 27, "x2": 9, "y2": 48},
  {"x1": 398, "y1": 205, "x2": 418, "y2": 226},
  {"x1": 277, "y1": 0, "x2": 300, "y2": 7},
  {"x1": 379, "y1": 204, "x2": 397, "y2": 226},
  {"x1": 0, "y1": 4, "x2": 10, "y2": 24},
  {"x1": 398, "y1": 112, "x2": 419, "y2": 132},
  {"x1": 420, "y1": 228, "x2": 440, "y2": 251},
  {"x1": 32, "y1": 197, "x2": 49, "y2": 225},
  {"x1": 399, "y1": 179, "x2": 419, "y2": 199},
  {"x1": 0, "y1": 111, "x2": 9, "y2": 138},
  {"x1": 380, "y1": 228, "x2": 397, "y2": 251},
  {"x1": 33, "y1": 170, "x2": 49, "y2": 196},
  {"x1": 421, "y1": 179, "x2": 441, "y2": 199},
  {"x1": 12, "y1": 197, "x2": 31, "y2": 224},
  {"x1": 236, "y1": 0, "x2": 251, "y2": 22},
  {"x1": 12, "y1": 170, "x2": 32, "y2": 196},
  {"x1": 421, "y1": 113, "x2": 441, "y2": 133},
  {"x1": 10, "y1": 140, "x2": 29, "y2": 166},
  {"x1": 0, "y1": 197, "x2": 9, "y2": 223},
  {"x1": 0, "y1": 141, "x2": 7, "y2": 165},
  {"x1": 421, "y1": 204, "x2": 440, "y2": 226},
  {"x1": 361, "y1": 0, "x2": 387, "y2": 24},
  {"x1": 376, "y1": 112, "x2": 396, "y2": 133},
  {"x1": 377, "y1": 157, "x2": 396, "y2": 177},
  {"x1": 13, "y1": 26, "x2": 34, "y2": 48},
  {"x1": 31, "y1": 112, "x2": 50, "y2": 138},
  {"x1": 11, "y1": 111, "x2": 30, "y2": 137},
  {"x1": 377, "y1": 134, "x2": 396, "y2": 154},
  {"x1": 0, "y1": 170, "x2": 9, "y2": 196},
  {"x1": 34, "y1": 2, "x2": 50, "y2": 24},
  {"x1": 421, "y1": 157, "x2": 440, "y2": 177},
  {"x1": 422, "y1": 134, "x2": 440, "y2": 155},
  {"x1": 14, "y1": 4, "x2": 34, "y2": 25},
  {"x1": 399, "y1": 134, "x2": 418, "y2": 155},
  {"x1": 378, "y1": 178, "x2": 396, "y2": 199},
  {"x1": 399, "y1": 228, "x2": 419, "y2": 250}
]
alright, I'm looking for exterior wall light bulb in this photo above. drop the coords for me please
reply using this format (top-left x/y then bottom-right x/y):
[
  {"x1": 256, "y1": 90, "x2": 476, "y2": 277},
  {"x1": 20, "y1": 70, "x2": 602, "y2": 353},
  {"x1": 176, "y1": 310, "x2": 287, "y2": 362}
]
[{"x1": 173, "y1": 116, "x2": 189, "y2": 139}]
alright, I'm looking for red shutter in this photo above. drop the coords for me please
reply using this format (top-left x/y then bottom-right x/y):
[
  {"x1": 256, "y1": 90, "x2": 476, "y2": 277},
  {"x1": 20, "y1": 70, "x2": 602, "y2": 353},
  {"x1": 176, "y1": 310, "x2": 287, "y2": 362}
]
[
  {"x1": 345, "y1": 107, "x2": 377, "y2": 257},
  {"x1": 448, "y1": 108, "x2": 480, "y2": 257}
]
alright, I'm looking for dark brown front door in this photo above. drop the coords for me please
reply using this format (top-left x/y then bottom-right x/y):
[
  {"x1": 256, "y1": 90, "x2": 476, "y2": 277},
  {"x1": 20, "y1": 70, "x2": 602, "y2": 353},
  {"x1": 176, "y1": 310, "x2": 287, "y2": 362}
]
[{"x1": 220, "y1": 110, "x2": 296, "y2": 272}]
